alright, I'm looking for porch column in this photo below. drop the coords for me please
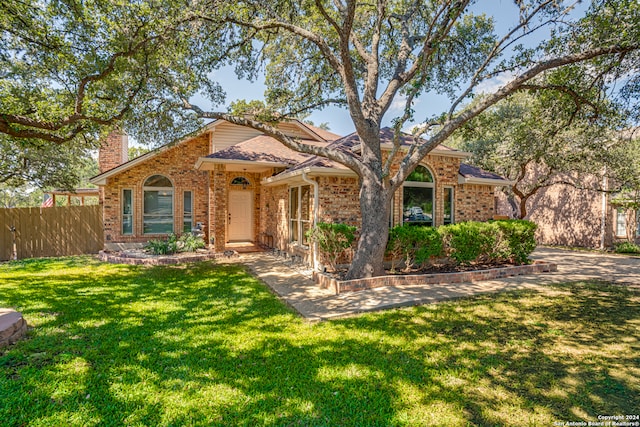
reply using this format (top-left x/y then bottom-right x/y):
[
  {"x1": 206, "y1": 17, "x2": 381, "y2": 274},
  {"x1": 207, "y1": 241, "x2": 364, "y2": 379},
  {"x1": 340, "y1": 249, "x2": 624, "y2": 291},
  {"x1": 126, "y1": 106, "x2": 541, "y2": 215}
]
[{"x1": 211, "y1": 165, "x2": 227, "y2": 252}]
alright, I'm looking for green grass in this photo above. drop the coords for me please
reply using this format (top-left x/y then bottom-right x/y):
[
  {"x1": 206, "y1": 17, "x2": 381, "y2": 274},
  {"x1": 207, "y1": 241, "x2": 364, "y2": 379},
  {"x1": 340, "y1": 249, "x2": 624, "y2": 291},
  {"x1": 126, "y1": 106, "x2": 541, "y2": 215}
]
[{"x1": 0, "y1": 257, "x2": 638, "y2": 426}]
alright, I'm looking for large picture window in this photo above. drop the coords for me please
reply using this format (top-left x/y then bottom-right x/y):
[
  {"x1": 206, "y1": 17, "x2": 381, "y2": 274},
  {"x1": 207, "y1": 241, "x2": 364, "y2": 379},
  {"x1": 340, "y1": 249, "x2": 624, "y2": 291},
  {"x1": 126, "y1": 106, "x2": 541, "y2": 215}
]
[
  {"x1": 122, "y1": 189, "x2": 133, "y2": 235},
  {"x1": 289, "y1": 185, "x2": 311, "y2": 245},
  {"x1": 143, "y1": 175, "x2": 173, "y2": 234},
  {"x1": 403, "y1": 165, "x2": 434, "y2": 226}
]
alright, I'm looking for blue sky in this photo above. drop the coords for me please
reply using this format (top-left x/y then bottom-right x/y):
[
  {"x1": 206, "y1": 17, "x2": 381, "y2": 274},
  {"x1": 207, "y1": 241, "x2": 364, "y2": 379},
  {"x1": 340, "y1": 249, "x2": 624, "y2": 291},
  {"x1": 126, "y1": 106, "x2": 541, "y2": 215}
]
[{"x1": 189, "y1": 1, "x2": 588, "y2": 137}]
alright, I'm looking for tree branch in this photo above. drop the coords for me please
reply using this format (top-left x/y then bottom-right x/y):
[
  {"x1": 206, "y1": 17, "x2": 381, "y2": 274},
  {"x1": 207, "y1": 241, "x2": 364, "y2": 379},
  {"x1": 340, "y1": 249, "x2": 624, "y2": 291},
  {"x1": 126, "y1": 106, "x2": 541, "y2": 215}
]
[
  {"x1": 181, "y1": 100, "x2": 364, "y2": 175},
  {"x1": 448, "y1": 0, "x2": 567, "y2": 116},
  {"x1": 391, "y1": 43, "x2": 640, "y2": 188}
]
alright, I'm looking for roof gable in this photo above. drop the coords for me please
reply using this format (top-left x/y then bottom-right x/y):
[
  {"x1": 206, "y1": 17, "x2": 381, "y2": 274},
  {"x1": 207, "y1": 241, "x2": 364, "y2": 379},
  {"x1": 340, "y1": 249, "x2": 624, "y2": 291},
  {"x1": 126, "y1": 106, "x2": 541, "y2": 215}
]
[{"x1": 90, "y1": 119, "x2": 337, "y2": 185}]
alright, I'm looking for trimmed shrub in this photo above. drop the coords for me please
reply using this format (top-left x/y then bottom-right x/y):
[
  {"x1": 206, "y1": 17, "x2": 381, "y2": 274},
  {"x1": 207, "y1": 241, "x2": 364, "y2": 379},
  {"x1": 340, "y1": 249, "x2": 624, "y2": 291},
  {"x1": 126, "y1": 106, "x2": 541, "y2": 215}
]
[
  {"x1": 386, "y1": 219, "x2": 537, "y2": 270},
  {"x1": 440, "y1": 221, "x2": 500, "y2": 265},
  {"x1": 306, "y1": 222, "x2": 357, "y2": 271},
  {"x1": 614, "y1": 241, "x2": 640, "y2": 254},
  {"x1": 492, "y1": 219, "x2": 537, "y2": 263},
  {"x1": 386, "y1": 225, "x2": 443, "y2": 271}
]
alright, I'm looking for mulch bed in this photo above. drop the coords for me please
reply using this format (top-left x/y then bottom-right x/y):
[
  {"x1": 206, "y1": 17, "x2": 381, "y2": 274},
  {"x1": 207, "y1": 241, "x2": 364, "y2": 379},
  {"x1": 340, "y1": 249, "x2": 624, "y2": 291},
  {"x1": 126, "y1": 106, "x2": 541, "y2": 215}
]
[{"x1": 314, "y1": 260, "x2": 558, "y2": 294}]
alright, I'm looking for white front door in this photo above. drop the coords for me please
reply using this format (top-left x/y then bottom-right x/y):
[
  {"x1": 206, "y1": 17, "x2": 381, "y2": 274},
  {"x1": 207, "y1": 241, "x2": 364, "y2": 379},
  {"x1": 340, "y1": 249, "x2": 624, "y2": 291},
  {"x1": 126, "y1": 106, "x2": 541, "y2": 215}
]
[{"x1": 228, "y1": 190, "x2": 253, "y2": 242}]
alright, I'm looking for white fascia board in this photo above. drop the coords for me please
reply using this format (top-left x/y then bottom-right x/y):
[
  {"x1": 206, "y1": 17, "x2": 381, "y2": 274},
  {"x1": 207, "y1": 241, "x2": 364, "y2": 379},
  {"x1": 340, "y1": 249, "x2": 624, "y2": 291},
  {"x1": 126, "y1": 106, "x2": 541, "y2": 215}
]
[
  {"x1": 458, "y1": 175, "x2": 514, "y2": 186},
  {"x1": 194, "y1": 157, "x2": 289, "y2": 170},
  {"x1": 429, "y1": 148, "x2": 471, "y2": 159},
  {"x1": 262, "y1": 167, "x2": 356, "y2": 186}
]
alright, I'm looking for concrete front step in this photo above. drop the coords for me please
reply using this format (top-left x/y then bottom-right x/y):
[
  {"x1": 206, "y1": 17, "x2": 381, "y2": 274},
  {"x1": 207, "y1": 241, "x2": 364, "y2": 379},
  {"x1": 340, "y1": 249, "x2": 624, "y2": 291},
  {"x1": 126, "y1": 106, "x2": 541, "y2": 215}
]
[{"x1": 0, "y1": 308, "x2": 27, "y2": 348}]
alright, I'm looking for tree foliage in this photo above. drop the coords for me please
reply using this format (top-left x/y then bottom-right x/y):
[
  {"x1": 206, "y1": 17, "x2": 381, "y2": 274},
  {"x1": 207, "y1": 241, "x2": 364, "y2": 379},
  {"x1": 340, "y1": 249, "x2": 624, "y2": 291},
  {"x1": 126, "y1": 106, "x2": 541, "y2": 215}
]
[
  {"x1": 0, "y1": 184, "x2": 44, "y2": 208},
  {"x1": 183, "y1": 0, "x2": 639, "y2": 278},
  {"x1": 0, "y1": 134, "x2": 97, "y2": 190},
  {"x1": 1, "y1": 0, "x2": 639, "y2": 278},
  {"x1": 0, "y1": 0, "x2": 229, "y2": 188},
  {"x1": 453, "y1": 88, "x2": 637, "y2": 218}
]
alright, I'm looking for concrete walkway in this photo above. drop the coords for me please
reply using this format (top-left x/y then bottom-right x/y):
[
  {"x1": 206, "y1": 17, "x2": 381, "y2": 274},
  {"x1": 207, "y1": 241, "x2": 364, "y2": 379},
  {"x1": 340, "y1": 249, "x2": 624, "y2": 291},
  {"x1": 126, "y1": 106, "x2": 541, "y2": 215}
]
[{"x1": 240, "y1": 247, "x2": 640, "y2": 321}]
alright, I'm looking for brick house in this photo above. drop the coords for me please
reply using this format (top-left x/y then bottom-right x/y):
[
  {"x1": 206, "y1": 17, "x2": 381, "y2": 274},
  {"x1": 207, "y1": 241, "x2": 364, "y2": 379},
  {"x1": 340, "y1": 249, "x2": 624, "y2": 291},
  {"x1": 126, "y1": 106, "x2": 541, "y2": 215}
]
[
  {"x1": 90, "y1": 121, "x2": 510, "y2": 264},
  {"x1": 495, "y1": 178, "x2": 640, "y2": 249}
]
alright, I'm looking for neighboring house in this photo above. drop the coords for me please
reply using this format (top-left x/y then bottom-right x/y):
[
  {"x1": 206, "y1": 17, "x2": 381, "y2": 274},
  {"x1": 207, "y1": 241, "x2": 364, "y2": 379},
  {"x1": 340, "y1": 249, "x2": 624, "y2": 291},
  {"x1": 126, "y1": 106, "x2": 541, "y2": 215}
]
[
  {"x1": 90, "y1": 121, "x2": 511, "y2": 264},
  {"x1": 495, "y1": 179, "x2": 640, "y2": 248}
]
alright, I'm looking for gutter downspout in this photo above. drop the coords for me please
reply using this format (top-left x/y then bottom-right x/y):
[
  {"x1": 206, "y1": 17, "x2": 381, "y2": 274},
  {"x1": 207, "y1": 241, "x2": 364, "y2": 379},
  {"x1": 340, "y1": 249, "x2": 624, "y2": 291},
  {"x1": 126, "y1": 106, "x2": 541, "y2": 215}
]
[{"x1": 301, "y1": 170, "x2": 320, "y2": 271}]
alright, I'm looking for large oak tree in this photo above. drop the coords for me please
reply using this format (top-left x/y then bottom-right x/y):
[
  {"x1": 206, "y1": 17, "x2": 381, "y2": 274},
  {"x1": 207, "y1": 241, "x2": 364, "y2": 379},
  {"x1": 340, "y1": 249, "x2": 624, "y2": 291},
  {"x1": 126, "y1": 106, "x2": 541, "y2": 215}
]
[
  {"x1": 184, "y1": 0, "x2": 639, "y2": 278},
  {"x1": 2, "y1": 0, "x2": 639, "y2": 278}
]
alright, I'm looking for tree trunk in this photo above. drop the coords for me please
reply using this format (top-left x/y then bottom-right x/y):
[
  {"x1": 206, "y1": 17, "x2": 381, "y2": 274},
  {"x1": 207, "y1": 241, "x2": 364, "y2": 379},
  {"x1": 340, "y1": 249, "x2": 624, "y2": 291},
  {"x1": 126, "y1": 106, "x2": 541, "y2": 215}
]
[
  {"x1": 512, "y1": 185, "x2": 530, "y2": 219},
  {"x1": 518, "y1": 199, "x2": 527, "y2": 219},
  {"x1": 344, "y1": 178, "x2": 392, "y2": 279}
]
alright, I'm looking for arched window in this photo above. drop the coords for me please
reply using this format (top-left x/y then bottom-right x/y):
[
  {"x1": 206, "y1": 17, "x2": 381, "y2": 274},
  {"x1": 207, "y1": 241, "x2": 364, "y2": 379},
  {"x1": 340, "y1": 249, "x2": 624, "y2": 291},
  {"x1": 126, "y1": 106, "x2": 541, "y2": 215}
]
[
  {"x1": 231, "y1": 176, "x2": 250, "y2": 189},
  {"x1": 143, "y1": 174, "x2": 173, "y2": 234},
  {"x1": 402, "y1": 165, "x2": 434, "y2": 226}
]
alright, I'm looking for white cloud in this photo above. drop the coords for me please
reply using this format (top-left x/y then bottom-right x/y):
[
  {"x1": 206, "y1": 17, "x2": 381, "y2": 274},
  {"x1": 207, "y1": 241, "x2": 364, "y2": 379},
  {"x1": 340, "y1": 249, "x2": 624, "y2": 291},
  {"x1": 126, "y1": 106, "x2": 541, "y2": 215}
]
[
  {"x1": 474, "y1": 71, "x2": 517, "y2": 95},
  {"x1": 388, "y1": 94, "x2": 423, "y2": 114}
]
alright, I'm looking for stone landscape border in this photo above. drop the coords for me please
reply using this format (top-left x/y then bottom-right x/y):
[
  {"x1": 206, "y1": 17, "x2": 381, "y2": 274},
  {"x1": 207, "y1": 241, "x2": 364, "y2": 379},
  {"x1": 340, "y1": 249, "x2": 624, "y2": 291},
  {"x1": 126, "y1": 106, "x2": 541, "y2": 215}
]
[
  {"x1": 313, "y1": 261, "x2": 558, "y2": 294},
  {"x1": 97, "y1": 250, "x2": 222, "y2": 265}
]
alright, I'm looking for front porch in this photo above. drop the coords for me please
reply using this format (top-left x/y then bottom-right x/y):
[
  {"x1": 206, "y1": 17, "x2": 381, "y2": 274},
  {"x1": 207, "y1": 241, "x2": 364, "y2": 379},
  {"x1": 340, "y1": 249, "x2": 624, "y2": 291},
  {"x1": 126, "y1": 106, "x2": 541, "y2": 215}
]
[{"x1": 224, "y1": 241, "x2": 265, "y2": 253}]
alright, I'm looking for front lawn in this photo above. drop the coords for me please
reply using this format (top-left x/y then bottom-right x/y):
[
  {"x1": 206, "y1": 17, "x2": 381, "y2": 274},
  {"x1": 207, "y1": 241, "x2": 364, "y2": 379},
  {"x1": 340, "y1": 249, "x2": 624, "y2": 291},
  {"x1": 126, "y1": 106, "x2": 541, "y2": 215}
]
[{"x1": 0, "y1": 257, "x2": 638, "y2": 426}]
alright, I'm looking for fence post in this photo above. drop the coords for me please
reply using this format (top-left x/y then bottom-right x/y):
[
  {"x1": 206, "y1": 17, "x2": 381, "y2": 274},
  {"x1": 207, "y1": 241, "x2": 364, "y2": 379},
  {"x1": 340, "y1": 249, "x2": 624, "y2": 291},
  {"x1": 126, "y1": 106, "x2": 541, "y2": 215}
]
[{"x1": 10, "y1": 225, "x2": 17, "y2": 261}]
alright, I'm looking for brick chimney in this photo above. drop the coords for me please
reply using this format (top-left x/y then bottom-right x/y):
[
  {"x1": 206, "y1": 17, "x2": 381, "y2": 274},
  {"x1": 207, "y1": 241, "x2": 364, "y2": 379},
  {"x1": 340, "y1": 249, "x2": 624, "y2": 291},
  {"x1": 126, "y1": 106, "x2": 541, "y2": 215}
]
[{"x1": 99, "y1": 130, "x2": 129, "y2": 173}]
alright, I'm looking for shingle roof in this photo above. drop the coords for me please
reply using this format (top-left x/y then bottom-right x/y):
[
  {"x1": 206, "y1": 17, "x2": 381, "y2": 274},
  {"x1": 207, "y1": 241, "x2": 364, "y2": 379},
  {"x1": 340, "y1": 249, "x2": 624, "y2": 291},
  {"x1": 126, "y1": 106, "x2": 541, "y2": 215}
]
[
  {"x1": 459, "y1": 163, "x2": 508, "y2": 181},
  {"x1": 201, "y1": 125, "x2": 508, "y2": 185},
  {"x1": 205, "y1": 135, "x2": 328, "y2": 165},
  {"x1": 298, "y1": 122, "x2": 342, "y2": 141},
  {"x1": 277, "y1": 131, "x2": 510, "y2": 184},
  {"x1": 282, "y1": 127, "x2": 465, "y2": 174}
]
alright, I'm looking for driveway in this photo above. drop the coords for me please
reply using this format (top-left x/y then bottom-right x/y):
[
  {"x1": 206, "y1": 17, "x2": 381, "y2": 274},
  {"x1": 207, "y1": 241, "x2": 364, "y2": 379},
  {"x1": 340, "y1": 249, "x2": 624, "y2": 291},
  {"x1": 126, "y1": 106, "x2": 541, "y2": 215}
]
[
  {"x1": 244, "y1": 247, "x2": 640, "y2": 321},
  {"x1": 531, "y1": 247, "x2": 640, "y2": 284}
]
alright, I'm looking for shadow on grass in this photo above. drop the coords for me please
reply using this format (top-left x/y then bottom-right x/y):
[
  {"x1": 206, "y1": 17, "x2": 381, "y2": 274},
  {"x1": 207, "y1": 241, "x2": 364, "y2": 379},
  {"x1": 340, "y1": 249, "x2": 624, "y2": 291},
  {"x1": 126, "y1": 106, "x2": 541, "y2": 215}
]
[{"x1": 1, "y1": 258, "x2": 638, "y2": 426}]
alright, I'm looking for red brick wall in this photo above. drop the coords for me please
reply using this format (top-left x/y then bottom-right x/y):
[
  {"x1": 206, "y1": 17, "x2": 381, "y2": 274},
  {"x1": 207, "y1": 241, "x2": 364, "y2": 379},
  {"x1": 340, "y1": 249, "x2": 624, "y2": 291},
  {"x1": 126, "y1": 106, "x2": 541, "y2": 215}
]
[
  {"x1": 495, "y1": 179, "x2": 616, "y2": 248},
  {"x1": 260, "y1": 183, "x2": 290, "y2": 250},
  {"x1": 102, "y1": 135, "x2": 209, "y2": 244},
  {"x1": 258, "y1": 155, "x2": 497, "y2": 258},
  {"x1": 317, "y1": 176, "x2": 361, "y2": 228},
  {"x1": 456, "y1": 184, "x2": 496, "y2": 222},
  {"x1": 101, "y1": 135, "x2": 497, "y2": 251},
  {"x1": 314, "y1": 155, "x2": 475, "y2": 231},
  {"x1": 99, "y1": 131, "x2": 128, "y2": 173}
]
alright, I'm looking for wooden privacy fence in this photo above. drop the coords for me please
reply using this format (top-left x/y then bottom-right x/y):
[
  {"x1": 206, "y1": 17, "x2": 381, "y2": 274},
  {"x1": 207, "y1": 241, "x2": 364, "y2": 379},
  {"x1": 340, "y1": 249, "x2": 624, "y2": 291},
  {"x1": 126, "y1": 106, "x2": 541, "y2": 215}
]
[{"x1": 0, "y1": 205, "x2": 103, "y2": 261}]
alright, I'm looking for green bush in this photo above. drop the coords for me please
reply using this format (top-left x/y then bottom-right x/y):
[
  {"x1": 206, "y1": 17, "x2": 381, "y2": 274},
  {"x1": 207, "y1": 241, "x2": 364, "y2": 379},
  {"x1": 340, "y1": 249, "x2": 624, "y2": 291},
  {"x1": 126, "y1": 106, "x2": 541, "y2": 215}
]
[
  {"x1": 306, "y1": 222, "x2": 357, "y2": 271},
  {"x1": 178, "y1": 232, "x2": 206, "y2": 252},
  {"x1": 614, "y1": 241, "x2": 640, "y2": 254},
  {"x1": 386, "y1": 226, "x2": 443, "y2": 271},
  {"x1": 145, "y1": 233, "x2": 206, "y2": 255},
  {"x1": 145, "y1": 233, "x2": 178, "y2": 255},
  {"x1": 386, "y1": 220, "x2": 537, "y2": 269},
  {"x1": 493, "y1": 219, "x2": 538, "y2": 263},
  {"x1": 440, "y1": 222, "x2": 500, "y2": 265}
]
